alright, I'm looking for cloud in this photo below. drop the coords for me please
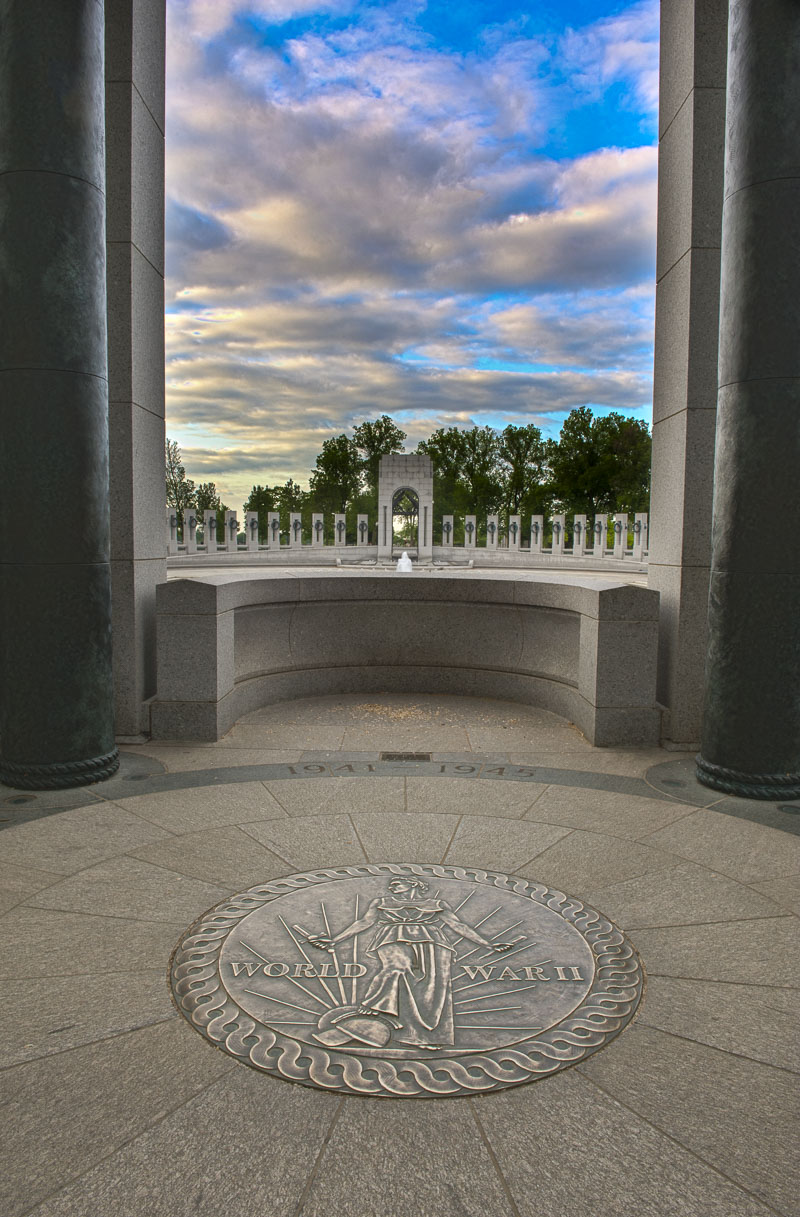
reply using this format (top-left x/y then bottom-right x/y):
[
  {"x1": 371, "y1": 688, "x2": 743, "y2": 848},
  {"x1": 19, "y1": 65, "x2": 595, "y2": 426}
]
[
  {"x1": 560, "y1": 0, "x2": 660, "y2": 113},
  {"x1": 164, "y1": 0, "x2": 658, "y2": 506}
]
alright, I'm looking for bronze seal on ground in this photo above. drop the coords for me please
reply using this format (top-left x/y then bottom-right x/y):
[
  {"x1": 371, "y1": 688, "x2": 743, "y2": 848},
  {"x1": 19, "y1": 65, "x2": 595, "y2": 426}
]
[{"x1": 170, "y1": 863, "x2": 644, "y2": 1097}]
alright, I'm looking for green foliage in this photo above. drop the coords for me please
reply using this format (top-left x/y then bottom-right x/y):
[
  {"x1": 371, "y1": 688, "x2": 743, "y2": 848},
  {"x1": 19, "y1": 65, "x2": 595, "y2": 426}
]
[
  {"x1": 498, "y1": 424, "x2": 548, "y2": 517},
  {"x1": 353, "y1": 415, "x2": 406, "y2": 494},
  {"x1": 243, "y1": 484, "x2": 276, "y2": 542},
  {"x1": 195, "y1": 481, "x2": 229, "y2": 544},
  {"x1": 170, "y1": 410, "x2": 651, "y2": 544},
  {"x1": 545, "y1": 407, "x2": 651, "y2": 517},
  {"x1": 165, "y1": 438, "x2": 195, "y2": 527},
  {"x1": 309, "y1": 434, "x2": 362, "y2": 513}
]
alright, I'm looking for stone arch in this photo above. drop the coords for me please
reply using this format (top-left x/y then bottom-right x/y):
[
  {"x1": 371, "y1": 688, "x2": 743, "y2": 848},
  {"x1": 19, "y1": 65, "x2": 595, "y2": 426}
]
[{"x1": 377, "y1": 455, "x2": 434, "y2": 561}]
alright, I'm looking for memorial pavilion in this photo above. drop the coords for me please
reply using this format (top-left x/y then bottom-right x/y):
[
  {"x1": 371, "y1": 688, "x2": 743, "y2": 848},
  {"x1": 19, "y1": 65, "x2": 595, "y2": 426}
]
[{"x1": 0, "y1": 4, "x2": 797, "y2": 1215}]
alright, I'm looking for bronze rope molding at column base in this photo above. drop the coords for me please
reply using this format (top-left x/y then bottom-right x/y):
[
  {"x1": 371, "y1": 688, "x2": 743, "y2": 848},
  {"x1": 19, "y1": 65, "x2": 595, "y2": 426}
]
[
  {"x1": 695, "y1": 756, "x2": 800, "y2": 801},
  {"x1": 0, "y1": 749, "x2": 120, "y2": 791}
]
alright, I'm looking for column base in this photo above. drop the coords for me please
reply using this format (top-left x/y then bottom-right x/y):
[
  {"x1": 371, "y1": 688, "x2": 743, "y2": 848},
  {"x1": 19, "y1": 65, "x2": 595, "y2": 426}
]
[
  {"x1": 696, "y1": 755, "x2": 800, "y2": 801},
  {"x1": 0, "y1": 749, "x2": 120, "y2": 791}
]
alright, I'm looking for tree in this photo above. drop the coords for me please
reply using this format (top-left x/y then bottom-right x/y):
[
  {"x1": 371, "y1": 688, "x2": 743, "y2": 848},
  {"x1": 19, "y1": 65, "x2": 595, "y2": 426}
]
[
  {"x1": 459, "y1": 426, "x2": 503, "y2": 519},
  {"x1": 243, "y1": 485, "x2": 276, "y2": 542},
  {"x1": 195, "y1": 481, "x2": 228, "y2": 543},
  {"x1": 498, "y1": 423, "x2": 547, "y2": 516},
  {"x1": 165, "y1": 438, "x2": 195, "y2": 527},
  {"x1": 195, "y1": 482, "x2": 223, "y2": 517},
  {"x1": 353, "y1": 415, "x2": 406, "y2": 494},
  {"x1": 309, "y1": 434, "x2": 362, "y2": 513},
  {"x1": 546, "y1": 407, "x2": 651, "y2": 517}
]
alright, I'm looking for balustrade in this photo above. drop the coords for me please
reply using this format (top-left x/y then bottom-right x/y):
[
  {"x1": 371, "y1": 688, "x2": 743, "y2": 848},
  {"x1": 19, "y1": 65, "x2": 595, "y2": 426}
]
[{"x1": 166, "y1": 508, "x2": 649, "y2": 563}]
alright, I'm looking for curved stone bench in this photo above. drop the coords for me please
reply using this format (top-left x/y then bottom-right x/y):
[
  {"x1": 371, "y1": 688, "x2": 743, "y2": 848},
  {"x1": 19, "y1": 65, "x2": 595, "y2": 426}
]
[{"x1": 151, "y1": 571, "x2": 660, "y2": 746}]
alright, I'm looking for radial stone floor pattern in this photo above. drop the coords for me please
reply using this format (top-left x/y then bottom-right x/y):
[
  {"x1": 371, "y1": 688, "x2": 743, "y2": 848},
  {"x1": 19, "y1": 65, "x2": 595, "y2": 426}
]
[{"x1": 0, "y1": 694, "x2": 797, "y2": 1217}]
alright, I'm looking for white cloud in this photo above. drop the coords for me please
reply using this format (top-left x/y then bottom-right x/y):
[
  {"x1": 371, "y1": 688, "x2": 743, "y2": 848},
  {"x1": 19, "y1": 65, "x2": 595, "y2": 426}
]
[{"x1": 164, "y1": 1, "x2": 658, "y2": 501}]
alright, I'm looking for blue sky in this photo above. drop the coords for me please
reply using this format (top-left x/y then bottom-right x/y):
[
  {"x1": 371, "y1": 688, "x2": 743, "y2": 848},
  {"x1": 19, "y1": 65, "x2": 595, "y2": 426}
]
[{"x1": 165, "y1": 0, "x2": 659, "y2": 508}]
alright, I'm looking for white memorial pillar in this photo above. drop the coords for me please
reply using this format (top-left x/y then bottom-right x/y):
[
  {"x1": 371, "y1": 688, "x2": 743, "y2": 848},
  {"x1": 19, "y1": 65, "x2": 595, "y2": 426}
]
[
  {"x1": 334, "y1": 514, "x2": 346, "y2": 547},
  {"x1": 507, "y1": 515, "x2": 521, "y2": 550},
  {"x1": 245, "y1": 511, "x2": 259, "y2": 552},
  {"x1": 572, "y1": 514, "x2": 588, "y2": 557},
  {"x1": 166, "y1": 508, "x2": 179, "y2": 555},
  {"x1": 357, "y1": 514, "x2": 369, "y2": 546},
  {"x1": 613, "y1": 513, "x2": 628, "y2": 560},
  {"x1": 486, "y1": 515, "x2": 499, "y2": 549},
  {"x1": 184, "y1": 510, "x2": 198, "y2": 554},
  {"x1": 593, "y1": 514, "x2": 608, "y2": 559},
  {"x1": 551, "y1": 514, "x2": 565, "y2": 557},
  {"x1": 632, "y1": 513, "x2": 649, "y2": 562},
  {"x1": 530, "y1": 516, "x2": 543, "y2": 553},
  {"x1": 441, "y1": 515, "x2": 454, "y2": 547},
  {"x1": 464, "y1": 516, "x2": 477, "y2": 549},
  {"x1": 224, "y1": 510, "x2": 238, "y2": 552},
  {"x1": 203, "y1": 510, "x2": 218, "y2": 554},
  {"x1": 267, "y1": 512, "x2": 281, "y2": 549}
]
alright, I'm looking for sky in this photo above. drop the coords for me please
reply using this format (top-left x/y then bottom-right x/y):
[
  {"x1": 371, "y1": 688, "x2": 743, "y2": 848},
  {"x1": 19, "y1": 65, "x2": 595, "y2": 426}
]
[{"x1": 164, "y1": 0, "x2": 660, "y2": 510}]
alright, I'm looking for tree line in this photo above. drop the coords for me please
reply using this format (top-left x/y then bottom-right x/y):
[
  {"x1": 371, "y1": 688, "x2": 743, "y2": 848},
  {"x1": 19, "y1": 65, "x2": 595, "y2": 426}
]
[{"x1": 166, "y1": 408, "x2": 651, "y2": 543}]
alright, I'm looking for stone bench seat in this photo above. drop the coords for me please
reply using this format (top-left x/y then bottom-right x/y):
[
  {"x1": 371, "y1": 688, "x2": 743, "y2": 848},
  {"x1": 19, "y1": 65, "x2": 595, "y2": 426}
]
[{"x1": 151, "y1": 570, "x2": 661, "y2": 746}]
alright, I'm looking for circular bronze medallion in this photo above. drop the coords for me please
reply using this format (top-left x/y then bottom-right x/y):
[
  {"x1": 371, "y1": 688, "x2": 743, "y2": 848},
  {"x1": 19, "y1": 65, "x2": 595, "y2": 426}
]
[{"x1": 170, "y1": 864, "x2": 644, "y2": 1097}]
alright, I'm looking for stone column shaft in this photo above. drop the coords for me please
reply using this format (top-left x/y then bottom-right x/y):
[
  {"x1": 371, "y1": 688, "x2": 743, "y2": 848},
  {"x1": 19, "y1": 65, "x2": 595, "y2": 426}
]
[
  {"x1": 697, "y1": 0, "x2": 800, "y2": 798},
  {"x1": 647, "y1": 0, "x2": 728, "y2": 747},
  {"x1": 0, "y1": 0, "x2": 118, "y2": 787},
  {"x1": 106, "y1": 0, "x2": 167, "y2": 738}
]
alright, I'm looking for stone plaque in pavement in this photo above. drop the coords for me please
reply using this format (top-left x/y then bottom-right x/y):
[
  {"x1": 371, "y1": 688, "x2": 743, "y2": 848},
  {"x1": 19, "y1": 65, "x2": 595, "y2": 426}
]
[{"x1": 170, "y1": 864, "x2": 644, "y2": 1096}]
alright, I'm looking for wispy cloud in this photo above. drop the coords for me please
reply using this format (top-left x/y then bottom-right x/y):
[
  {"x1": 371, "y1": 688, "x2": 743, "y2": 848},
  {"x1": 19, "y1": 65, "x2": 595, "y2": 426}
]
[{"x1": 165, "y1": 0, "x2": 659, "y2": 510}]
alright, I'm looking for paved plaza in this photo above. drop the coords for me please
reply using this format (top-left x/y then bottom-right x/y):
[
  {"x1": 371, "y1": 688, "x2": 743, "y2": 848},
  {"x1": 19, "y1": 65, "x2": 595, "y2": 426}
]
[{"x1": 1, "y1": 693, "x2": 797, "y2": 1217}]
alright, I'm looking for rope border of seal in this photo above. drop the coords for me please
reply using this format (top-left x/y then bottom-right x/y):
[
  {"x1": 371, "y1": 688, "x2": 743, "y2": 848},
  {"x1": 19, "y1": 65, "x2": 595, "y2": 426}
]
[
  {"x1": 0, "y1": 749, "x2": 120, "y2": 790},
  {"x1": 696, "y1": 755, "x2": 800, "y2": 801}
]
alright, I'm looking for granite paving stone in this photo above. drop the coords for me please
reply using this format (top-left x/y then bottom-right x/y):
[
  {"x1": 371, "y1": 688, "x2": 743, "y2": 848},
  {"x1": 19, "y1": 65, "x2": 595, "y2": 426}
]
[
  {"x1": 577, "y1": 1024, "x2": 800, "y2": 1214},
  {"x1": 509, "y1": 748, "x2": 694, "y2": 776},
  {"x1": 523, "y1": 785, "x2": 695, "y2": 838},
  {"x1": 475, "y1": 1069, "x2": 774, "y2": 1217},
  {"x1": 130, "y1": 825, "x2": 291, "y2": 889},
  {"x1": 749, "y1": 874, "x2": 800, "y2": 915},
  {"x1": 213, "y1": 724, "x2": 346, "y2": 750},
  {"x1": 0, "y1": 970, "x2": 172, "y2": 1067},
  {"x1": 22, "y1": 1069, "x2": 340, "y2": 1217},
  {"x1": 0, "y1": 906, "x2": 187, "y2": 980},
  {"x1": 583, "y1": 860, "x2": 784, "y2": 929},
  {"x1": 240, "y1": 813, "x2": 367, "y2": 870},
  {"x1": 515, "y1": 829, "x2": 681, "y2": 893},
  {"x1": 349, "y1": 811, "x2": 460, "y2": 862},
  {"x1": 466, "y1": 724, "x2": 595, "y2": 752},
  {"x1": 0, "y1": 859, "x2": 63, "y2": 915},
  {"x1": 300, "y1": 1096, "x2": 517, "y2": 1217},
  {"x1": 125, "y1": 745, "x2": 304, "y2": 773},
  {"x1": 340, "y1": 724, "x2": 470, "y2": 750},
  {"x1": 406, "y1": 775, "x2": 548, "y2": 817},
  {"x1": 0, "y1": 1022, "x2": 233, "y2": 1217},
  {"x1": 636, "y1": 975, "x2": 800, "y2": 1073},
  {"x1": 644, "y1": 807, "x2": 800, "y2": 882},
  {"x1": 0, "y1": 803, "x2": 173, "y2": 876},
  {"x1": 444, "y1": 816, "x2": 572, "y2": 873},
  {"x1": 120, "y1": 782, "x2": 288, "y2": 834},
  {"x1": 631, "y1": 915, "x2": 799, "y2": 986},
  {"x1": 26, "y1": 856, "x2": 231, "y2": 923},
  {"x1": 262, "y1": 775, "x2": 405, "y2": 817}
]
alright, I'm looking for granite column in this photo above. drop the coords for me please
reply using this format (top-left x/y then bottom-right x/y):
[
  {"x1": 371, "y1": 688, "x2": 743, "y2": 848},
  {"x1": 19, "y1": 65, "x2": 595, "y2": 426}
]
[
  {"x1": 697, "y1": 0, "x2": 800, "y2": 797},
  {"x1": 0, "y1": 0, "x2": 119, "y2": 787}
]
